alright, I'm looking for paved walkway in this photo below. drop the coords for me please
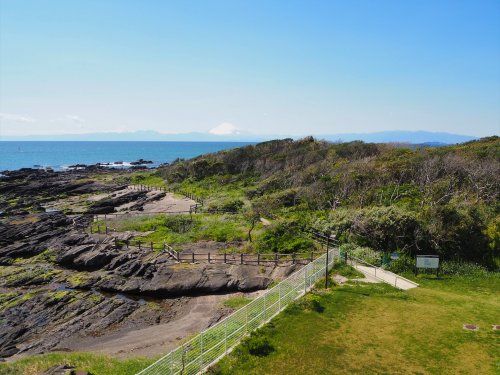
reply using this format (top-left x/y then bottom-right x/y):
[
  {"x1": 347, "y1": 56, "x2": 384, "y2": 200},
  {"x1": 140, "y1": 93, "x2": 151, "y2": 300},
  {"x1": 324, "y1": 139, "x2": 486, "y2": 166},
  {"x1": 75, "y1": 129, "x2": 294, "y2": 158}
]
[{"x1": 353, "y1": 263, "x2": 418, "y2": 290}]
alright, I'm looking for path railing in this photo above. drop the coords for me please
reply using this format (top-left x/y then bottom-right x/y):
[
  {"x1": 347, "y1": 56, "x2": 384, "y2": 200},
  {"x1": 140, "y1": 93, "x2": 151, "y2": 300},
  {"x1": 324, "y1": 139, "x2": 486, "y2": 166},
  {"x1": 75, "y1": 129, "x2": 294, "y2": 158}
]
[
  {"x1": 136, "y1": 247, "x2": 339, "y2": 375},
  {"x1": 347, "y1": 255, "x2": 419, "y2": 290},
  {"x1": 129, "y1": 184, "x2": 205, "y2": 206}
]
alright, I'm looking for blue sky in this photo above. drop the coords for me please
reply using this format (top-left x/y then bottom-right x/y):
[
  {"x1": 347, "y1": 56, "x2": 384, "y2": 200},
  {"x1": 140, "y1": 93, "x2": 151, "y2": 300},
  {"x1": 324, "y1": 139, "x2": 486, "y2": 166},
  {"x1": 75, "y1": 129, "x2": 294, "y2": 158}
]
[{"x1": 0, "y1": 0, "x2": 499, "y2": 137}]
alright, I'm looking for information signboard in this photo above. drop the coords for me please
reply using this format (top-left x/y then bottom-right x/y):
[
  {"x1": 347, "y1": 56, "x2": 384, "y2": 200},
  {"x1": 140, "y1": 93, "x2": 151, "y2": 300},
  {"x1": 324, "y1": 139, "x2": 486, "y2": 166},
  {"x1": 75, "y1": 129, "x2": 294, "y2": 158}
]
[
  {"x1": 416, "y1": 255, "x2": 439, "y2": 269},
  {"x1": 415, "y1": 255, "x2": 440, "y2": 276}
]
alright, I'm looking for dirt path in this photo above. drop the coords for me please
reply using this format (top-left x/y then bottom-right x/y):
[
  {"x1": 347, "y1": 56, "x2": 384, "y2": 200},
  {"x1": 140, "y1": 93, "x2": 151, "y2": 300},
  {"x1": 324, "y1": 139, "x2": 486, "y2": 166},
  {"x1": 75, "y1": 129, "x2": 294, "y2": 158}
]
[
  {"x1": 117, "y1": 186, "x2": 195, "y2": 213},
  {"x1": 67, "y1": 294, "x2": 234, "y2": 359}
]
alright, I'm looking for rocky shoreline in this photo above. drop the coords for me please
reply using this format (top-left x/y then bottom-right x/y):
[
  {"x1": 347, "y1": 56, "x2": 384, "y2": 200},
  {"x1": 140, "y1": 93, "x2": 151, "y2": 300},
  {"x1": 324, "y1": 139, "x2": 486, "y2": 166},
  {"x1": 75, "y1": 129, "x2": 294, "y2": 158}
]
[{"x1": 0, "y1": 168, "x2": 294, "y2": 361}]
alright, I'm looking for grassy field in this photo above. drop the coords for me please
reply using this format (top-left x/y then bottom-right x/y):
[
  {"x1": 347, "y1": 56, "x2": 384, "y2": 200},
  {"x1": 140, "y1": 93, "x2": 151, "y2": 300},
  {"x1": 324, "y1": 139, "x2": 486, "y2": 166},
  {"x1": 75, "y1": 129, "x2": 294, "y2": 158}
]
[
  {"x1": 102, "y1": 213, "x2": 266, "y2": 249},
  {"x1": 130, "y1": 171, "x2": 167, "y2": 187},
  {"x1": 0, "y1": 352, "x2": 153, "y2": 375},
  {"x1": 210, "y1": 274, "x2": 500, "y2": 375},
  {"x1": 2, "y1": 273, "x2": 498, "y2": 374}
]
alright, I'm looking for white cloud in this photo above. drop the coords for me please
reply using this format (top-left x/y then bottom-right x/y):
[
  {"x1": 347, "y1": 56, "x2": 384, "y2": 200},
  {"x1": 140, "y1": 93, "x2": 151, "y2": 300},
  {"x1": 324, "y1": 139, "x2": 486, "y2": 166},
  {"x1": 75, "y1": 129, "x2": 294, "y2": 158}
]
[
  {"x1": 51, "y1": 114, "x2": 85, "y2": 123},
  {"x1": 208, "y1": 122, "x2": 240, "y2": 135},
  {"x1": 0, "y1": 112, "x2": 36, "y2": 123},
  {"x1": 65, "y1": 115, "x2": 85, "y2": 123}
]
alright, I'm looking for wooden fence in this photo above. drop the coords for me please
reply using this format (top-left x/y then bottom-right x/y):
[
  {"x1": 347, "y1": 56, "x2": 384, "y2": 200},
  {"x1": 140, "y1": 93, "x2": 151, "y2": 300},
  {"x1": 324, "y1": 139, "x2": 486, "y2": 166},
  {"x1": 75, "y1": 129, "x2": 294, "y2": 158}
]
[
  {"x1": 108, "y1": 237, "x2": 323, "y2": 266},
  {"x1": 129, "y1": 184, "x2": 205, "y2": 206}
]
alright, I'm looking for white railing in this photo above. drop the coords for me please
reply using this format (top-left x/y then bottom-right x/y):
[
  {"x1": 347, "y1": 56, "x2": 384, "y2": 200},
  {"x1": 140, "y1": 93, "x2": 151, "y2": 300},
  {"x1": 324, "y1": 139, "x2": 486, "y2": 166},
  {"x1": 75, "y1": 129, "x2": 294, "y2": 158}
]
[
  {"x1": 347, "y1": 255, "x2": 419, "y2": 290},
  {"x1": 136, "y1": 248, "x2": 339, "y2": 375}
]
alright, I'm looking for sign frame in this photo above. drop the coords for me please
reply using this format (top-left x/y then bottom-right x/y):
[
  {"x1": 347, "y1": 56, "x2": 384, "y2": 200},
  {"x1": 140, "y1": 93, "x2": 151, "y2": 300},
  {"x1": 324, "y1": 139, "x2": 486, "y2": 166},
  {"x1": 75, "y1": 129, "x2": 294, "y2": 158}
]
[{"x1": 415, "y1": 255, "x2": 440, "y2": 276}]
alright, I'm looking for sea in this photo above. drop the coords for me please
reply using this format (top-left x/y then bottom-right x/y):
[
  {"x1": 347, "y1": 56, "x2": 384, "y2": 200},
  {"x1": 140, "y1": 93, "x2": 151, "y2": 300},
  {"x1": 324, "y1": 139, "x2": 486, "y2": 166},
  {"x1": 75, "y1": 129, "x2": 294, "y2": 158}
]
[{"x1": 0, "y1": 141, "x2": 254, "y2": 172}]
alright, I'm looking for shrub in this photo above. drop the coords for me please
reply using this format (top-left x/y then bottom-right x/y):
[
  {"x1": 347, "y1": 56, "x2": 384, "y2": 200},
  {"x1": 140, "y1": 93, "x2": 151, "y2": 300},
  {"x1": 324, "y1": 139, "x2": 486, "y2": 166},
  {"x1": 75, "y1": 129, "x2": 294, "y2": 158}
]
[
  {"x1": 256, "y1": 219, "x2": 313, "y2": 254},
  {"x1": 439, "y1": 261, "x2": 489, "y2": 277},
  {"x1": 349, "y1": 246, "x2": 382, "y2": 265},
  {"x1": 386, "y1": 255, "x2": 415, "y2": 274},
  {"x1": 387, "y1": 256, "x2": 490, "y2": 277},
  {"x1": 207, "y1": 199, "x2": 244, "y2": 213},
  {"x1": 296, "y1": 294, "x2": 325, "y2": 313},
  {"x1": 315, "y1": 206, "x2": 423, "y2": 254},
  {"x1": 245, "y1": 335, "x2": 274, "y2": 357}
]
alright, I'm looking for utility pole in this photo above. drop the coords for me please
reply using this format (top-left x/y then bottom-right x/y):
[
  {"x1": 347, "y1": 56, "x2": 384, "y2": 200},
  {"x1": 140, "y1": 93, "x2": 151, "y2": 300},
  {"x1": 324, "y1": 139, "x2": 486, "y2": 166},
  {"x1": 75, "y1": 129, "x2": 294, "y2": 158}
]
[{"x1": 325, "y1": 232, "x2": 330, "y2": 289}]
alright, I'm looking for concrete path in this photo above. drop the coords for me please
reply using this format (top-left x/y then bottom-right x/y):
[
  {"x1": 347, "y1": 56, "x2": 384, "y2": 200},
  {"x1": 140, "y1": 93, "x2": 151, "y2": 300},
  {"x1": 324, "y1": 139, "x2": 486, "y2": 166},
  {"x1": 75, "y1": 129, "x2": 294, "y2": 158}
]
[{"x1": 353, "y1": 264, "x2": 418, "y2": 290}]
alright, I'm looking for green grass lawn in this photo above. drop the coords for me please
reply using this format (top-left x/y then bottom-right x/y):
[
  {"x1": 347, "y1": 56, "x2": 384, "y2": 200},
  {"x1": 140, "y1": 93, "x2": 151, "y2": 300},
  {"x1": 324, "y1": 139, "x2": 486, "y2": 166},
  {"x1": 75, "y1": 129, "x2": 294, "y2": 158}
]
[
  {"x1": 130, "y1": 171, "x2": 167, "y2": 187},
  {"x1": 0, "y1": 352, "x2": 153, "y2": 375},
  {"x1": 210, "y1": 274, "x2": 500, "y2": 375},
  {"x1": 223, "y1": 295, "x2": 254, "y2": 309}
]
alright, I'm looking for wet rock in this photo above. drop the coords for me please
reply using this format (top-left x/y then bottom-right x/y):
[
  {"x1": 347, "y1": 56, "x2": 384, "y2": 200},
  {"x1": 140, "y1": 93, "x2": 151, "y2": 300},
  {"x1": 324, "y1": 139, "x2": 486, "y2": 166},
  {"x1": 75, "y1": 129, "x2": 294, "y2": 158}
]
[
  {"x1": 87, "y1": 191, "x2": 147, "y2": 214},
  {"x1": 130, "y1": 159, "x2": 153, "y2": 165}
]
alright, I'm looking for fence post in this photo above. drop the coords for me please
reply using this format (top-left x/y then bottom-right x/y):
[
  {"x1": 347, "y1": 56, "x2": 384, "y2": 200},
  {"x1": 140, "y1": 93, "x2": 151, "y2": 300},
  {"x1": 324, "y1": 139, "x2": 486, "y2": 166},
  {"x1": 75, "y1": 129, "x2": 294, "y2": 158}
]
[
  {"x1": 240, "y1": 253, "x2": 243, "y2": 265},
  {"x1": 150, "y1": 242, "x2": 154, "y2": 251},
  {"x1": 224, "y1": 320, "x2": 228, "y2": 353},
  {"x1": 279, "y1": 282, "x2": 282, "y2": 311},
  {"x1": 275, "y1": 253, "x2": 278, "y2": 265},
  {"x1": 138, "y1": 242, "x2": 141, "y2": 250},
  {"x1": 292, "y1": 253, "x2": 296, "y2": 264},
  {"x1": 199, "y1": 332, "x2": 204, "y2": 371},
  {"x1": 224, "y1": 252, "x2": 227, "y2": 264},
  {"x1": 105, "y1": 225, "x2": 108, "y2": 235},
  {"x1": 208, "y1": 252, "x2": 211, "y2": 263},
  {"x1": 192, "y1": 252, "x2": 195, "y2": 263},
  {"x1": 126, "y1": 239, "x2": 129, "y2": 249},
  {"x1": 114, "y1": 237, "x2": 118, "y2": 248},
  {"x1": 325, "y1": 235, "x2": 330, "y2": 289},
  {"x1": 264, "y1": 293, "x2": 267, "y2": 320},
  {"x1": 257, "y1": 253, "x2": 260, "y2": 265},
  {"x1": 245, "y1": 305, "x2": 248, "y2": 333},
  {"x1": 304, "y1": 267, "x2": 308, "y2": 293},
  {"x1": 310, "y1": 251, "x2": 313, "y2": 262}
]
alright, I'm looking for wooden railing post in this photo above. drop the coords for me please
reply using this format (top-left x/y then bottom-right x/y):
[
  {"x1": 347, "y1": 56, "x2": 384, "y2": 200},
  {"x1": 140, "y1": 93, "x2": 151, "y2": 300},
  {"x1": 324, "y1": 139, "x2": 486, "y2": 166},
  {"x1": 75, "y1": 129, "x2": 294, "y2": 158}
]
[
  {"x1": 240, "y1": 253, "x2": 244, "y2": 265},
  {"x1": 192, "y1": 252, "x2": 195, "y2": 263},
  {"x1": 275, "y1": 253, "x2": 278, "y2": 265},
  {"x1": 224, "y1": 252, "x2": 227, "y2": 263},
  {"x1": 257, "y1": 253, "x2": 260, "y2": 265},
  {"x1": 208, "y1": 252, "x2": 211, "y2": 263}
]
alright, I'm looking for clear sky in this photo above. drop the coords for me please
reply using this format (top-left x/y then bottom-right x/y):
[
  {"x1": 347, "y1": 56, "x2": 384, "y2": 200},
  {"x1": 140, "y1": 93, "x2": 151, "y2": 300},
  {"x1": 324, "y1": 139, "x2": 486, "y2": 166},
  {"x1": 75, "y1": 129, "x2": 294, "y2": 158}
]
[{"x1": 0, "y1": 0, "x2": 499, "y2": 137}]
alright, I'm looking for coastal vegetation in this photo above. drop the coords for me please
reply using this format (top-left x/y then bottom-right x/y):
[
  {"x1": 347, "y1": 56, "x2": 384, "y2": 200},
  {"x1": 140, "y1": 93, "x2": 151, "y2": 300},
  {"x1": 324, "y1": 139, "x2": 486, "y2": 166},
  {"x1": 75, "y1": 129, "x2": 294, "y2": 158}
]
[{"x1": 159, "y1": 136, "x2": 499, "y2": 269}]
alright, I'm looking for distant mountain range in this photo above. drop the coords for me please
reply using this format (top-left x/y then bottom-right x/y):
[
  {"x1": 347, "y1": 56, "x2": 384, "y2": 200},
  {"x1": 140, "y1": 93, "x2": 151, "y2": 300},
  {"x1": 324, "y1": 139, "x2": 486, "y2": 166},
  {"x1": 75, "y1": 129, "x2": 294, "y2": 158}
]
[{"x1": 0, "y1": 130, "x2": 478, "y2": 144}]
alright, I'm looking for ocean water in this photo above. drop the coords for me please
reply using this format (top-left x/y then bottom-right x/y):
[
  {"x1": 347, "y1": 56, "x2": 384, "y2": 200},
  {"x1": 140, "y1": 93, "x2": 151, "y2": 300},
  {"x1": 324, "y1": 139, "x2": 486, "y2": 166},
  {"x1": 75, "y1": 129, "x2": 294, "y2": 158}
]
[{"x1": 0, "y1": 141, "x2": 253, "y2": 171}]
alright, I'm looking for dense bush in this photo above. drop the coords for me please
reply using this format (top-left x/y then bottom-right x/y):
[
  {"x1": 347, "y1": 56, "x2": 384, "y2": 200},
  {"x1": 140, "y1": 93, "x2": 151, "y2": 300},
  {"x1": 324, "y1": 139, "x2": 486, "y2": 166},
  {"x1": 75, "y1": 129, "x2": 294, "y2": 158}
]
[
  {"x1": 295, "y1": 293, "x2": 325, "y2": 313},
  {"x1": 315, "y1": 207, "x2": 422, "y2": 254},
  {"x1": 158, "y1": 136, "x2": 499, "y2": 267},
  {"x1": 340, "y1": 244, "x2": 382, "y2": 265},
  {"x1": 245, "y1": 335, "x2": 275, "y2": 357},
  {"x1": 256, "y1": 219, "x2": 314, "y2": 254},
  {"x1": 387, "y1": 255, "x2": 490, "y2": 277},
  {"x1": 207, "y1": 199, "x2": 244, "y2": 213}
]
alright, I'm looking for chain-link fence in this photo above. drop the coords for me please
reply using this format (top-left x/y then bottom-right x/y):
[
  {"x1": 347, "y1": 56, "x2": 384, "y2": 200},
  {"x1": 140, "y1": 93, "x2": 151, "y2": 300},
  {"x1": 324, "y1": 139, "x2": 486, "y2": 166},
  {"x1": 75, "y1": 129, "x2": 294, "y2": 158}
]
[{"x1": 136, "y1": 247, "x2": 339, "y2": 375}]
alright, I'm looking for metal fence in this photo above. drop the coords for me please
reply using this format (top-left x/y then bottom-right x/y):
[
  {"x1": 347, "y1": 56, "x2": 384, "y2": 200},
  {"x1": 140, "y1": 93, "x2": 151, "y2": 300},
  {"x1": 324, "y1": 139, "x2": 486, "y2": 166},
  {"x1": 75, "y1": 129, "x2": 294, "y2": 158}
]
[
  {"x1": 136, "y1": 247, "x2": 339, "y2": 375},
  {"x1": 347, "y1": 255, "x2": 419, "y2": 290}
]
